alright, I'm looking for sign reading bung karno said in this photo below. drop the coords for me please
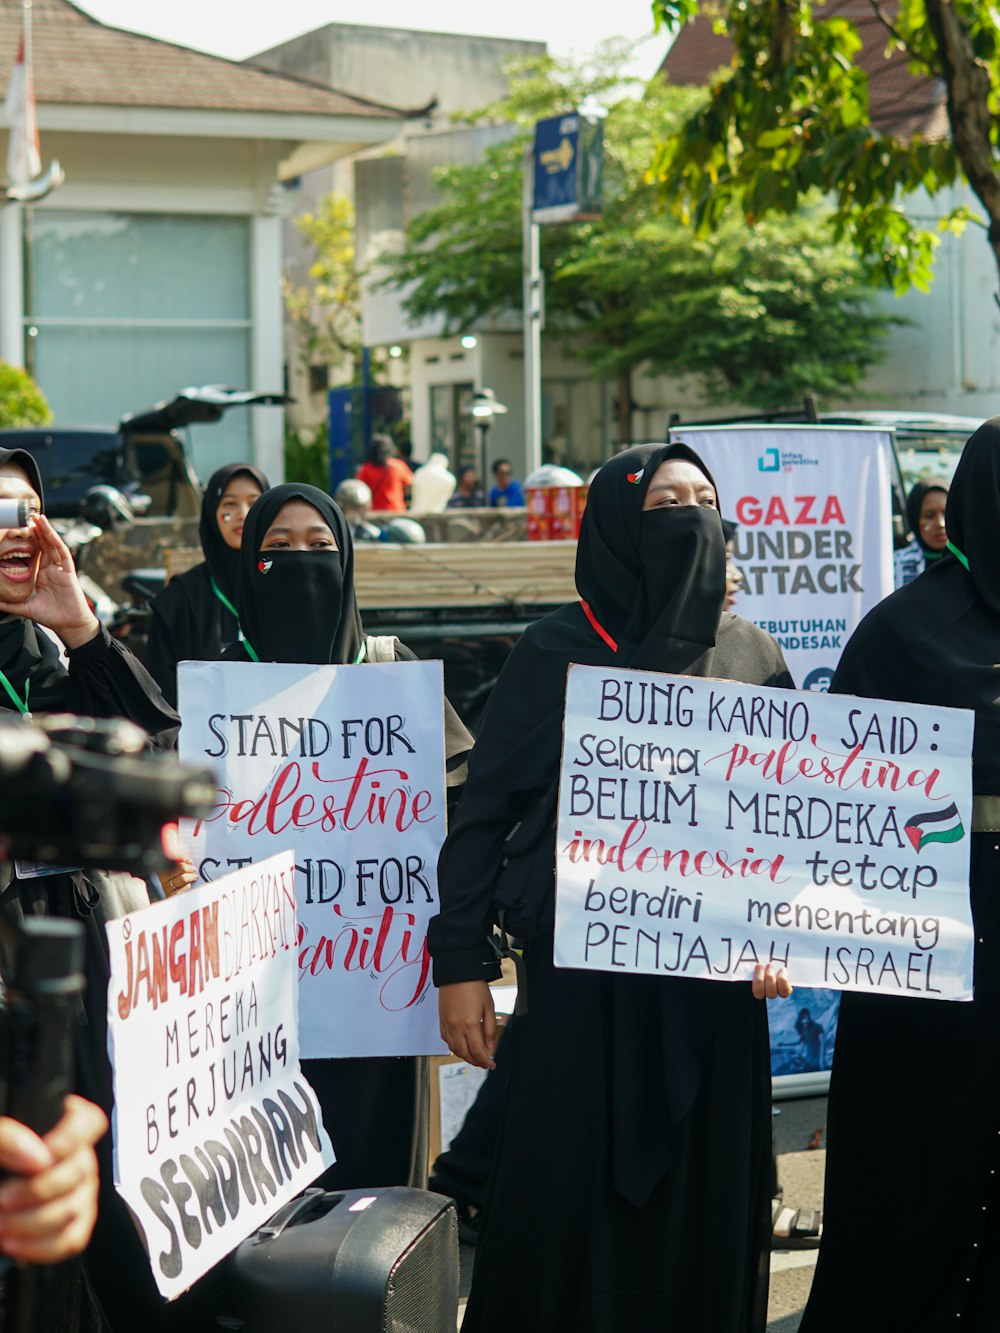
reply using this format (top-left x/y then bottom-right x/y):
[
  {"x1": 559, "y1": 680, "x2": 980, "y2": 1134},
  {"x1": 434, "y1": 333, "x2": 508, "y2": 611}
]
[{"x1": 555, "y1": 667, "x2": 975, "y2": 1000}]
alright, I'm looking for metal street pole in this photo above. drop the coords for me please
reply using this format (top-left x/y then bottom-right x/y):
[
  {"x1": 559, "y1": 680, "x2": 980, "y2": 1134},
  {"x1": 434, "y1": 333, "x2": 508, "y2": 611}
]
[{"x1": 522, "y1": 146, "x2": 542, "y2": 476}]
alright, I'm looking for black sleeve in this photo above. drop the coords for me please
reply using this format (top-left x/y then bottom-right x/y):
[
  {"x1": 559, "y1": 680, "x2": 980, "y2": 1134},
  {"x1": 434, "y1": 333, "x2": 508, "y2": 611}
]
[
  {"x1": 66, "y1": 624, "x2": 180, "y2": 748},
  {"x1": 143, "y1": 602, "x2": 181, "y2": 709}
]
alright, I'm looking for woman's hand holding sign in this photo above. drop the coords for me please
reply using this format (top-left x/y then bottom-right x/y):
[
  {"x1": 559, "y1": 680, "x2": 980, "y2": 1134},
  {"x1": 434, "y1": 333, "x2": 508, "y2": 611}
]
[{"x1": 752, "y1": 962, "x2": 792, "y2": 1001}]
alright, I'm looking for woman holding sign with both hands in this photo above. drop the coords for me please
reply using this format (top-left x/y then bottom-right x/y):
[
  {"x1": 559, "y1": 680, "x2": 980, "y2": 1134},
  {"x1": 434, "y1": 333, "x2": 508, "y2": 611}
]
[
  {"x1": 222, "y1": 482, "x2": 473, "y2": 1191},
  {"x1": 431, "y1": 443, "x2": 793, "y2": 1333}
]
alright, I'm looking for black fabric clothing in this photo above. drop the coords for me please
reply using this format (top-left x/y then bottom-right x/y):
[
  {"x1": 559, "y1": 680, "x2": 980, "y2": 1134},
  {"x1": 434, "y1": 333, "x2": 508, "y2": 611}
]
[
  {"x1": 235, "y1": 483, "x2": 363, "y2": 667},
  {"x1": 801, "y1": 417, "x2": 1000, "y2": 1332},
  {"x1": 462, "y1": 943, "x2": 772, "y2": 1333},
  {"x1": 905, "y1": 476, "x2": 949, "y2": 556},
  {"x1": 431, "y1": 442, "x2": 792, "y2": 1332},
  {"x1": 145, "y1": 463, "x2": 267, "y2": 707},
  {"x1": 222, "y1": 486, "x2": 472, "y2": 1192}
]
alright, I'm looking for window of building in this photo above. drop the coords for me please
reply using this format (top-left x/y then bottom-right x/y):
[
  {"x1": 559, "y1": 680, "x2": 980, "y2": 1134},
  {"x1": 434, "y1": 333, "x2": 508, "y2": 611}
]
[{"x1": 27, "y1": 212, "x2": 252, "y2": 477}]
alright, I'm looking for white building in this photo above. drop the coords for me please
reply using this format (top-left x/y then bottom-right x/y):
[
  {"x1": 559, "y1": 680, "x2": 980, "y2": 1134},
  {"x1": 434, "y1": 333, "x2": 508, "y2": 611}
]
[{"x1": 0, "y1": 0, "x2": 402, "y2": 479}]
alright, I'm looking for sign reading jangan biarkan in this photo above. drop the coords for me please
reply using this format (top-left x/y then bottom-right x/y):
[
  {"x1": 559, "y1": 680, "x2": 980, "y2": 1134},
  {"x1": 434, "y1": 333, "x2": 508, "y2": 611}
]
[
  {"x1": 107, "y1": 853, "x2": 334, "y2": 1300},
  {"x1": 554, "y1": 667, "x2": 975, "y2": 1000}
]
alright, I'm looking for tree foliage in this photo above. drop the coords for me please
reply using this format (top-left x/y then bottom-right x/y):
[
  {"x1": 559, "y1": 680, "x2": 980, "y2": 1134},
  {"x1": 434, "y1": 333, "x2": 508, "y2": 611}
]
[
  {"x1": 377, "y1": 48, "x2": 893, "y2": 429},
  {"x1": 284, "y1": 193, "x2": 363, "y2": 373},
  {"x1": 652, "y1": 1, "x2": 1000, "y2": 293},
  {"x1": 0, "y1": 363, "x2": 50, "y2": 428}
]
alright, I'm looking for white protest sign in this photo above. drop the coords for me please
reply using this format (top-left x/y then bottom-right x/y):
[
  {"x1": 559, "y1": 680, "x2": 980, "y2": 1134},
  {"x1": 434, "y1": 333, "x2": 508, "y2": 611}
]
[
  {"x1": 178, "y1": 659, "x2": 447, "y2": 1058},
  {"x1": 555, "y1": 666, "x2": 975, "y2": 999},
  {"x1": 669, "y1": 425, "x2": 894, "y2": 690},
  {"x1": 106, "y1": 852, "x2": 334, "y2": 1301}
]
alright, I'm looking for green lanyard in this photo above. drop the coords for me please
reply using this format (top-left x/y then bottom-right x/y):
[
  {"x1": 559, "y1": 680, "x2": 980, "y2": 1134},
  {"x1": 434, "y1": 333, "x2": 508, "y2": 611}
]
[
  {"x1": 946, "y1": 539, "x2": 969, "y2": 571},
  {"x1": 210, "y1": 577, "x2": 239, "y2": 621},
  {"x1": 239, "y1": 635, "x2": 368, "y2": 666},
  {"x1": 210, "y1": 576, "x2": 259, "y2": 661},
  {"x1": 0, "y1": 668, "x2": 29, "y2": 717}
]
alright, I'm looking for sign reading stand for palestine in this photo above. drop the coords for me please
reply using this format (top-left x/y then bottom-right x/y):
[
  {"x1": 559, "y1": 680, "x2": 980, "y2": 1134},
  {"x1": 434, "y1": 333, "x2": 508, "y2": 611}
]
[
  {"x1": 554, "y1": 667, "x2": 975, "y2": 1000},
  {"x1": 177, "y1": 659, "x2": 449, "y2": 1059},
  {"x1": 107, "y1": 852, "x2": 335, "y2": 1301}
]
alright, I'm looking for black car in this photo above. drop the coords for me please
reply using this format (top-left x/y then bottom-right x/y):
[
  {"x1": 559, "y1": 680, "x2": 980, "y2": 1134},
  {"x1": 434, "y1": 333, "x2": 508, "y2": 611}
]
[{"x1": 0, "y1": 386, "x2": 289, "y2": 518}]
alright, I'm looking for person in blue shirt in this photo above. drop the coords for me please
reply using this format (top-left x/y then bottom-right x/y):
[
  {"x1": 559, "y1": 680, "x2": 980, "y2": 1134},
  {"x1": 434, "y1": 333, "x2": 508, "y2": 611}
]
[{"x1": 488, "y1": 460, "x2": 524, "y2": 508}]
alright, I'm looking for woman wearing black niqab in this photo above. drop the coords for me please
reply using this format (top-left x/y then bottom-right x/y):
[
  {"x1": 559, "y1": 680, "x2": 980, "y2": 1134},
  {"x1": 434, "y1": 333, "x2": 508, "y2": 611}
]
[
  {"x1": 223, "y1": 483, "x2": 472, "y2": 1190},
  {"x1": 430, "y1": 443, "x2": 793, "y2": 1333},
  {"x1": 800, "y1": 419, "x2": 1000, "y2": 1332},
  {"x1": 145, "y1": 462, "x2": 268, "y2": 705}
]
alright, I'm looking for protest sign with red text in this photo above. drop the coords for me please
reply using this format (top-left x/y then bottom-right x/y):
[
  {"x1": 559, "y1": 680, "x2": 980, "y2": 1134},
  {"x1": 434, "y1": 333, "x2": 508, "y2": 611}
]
[
  {"x1": 107, "y1": 852, "x2": 335, "y2": 1299},
  {"x1": 178, "y1": 660, "x2": 448, "y2": 1058},
  {"x1": 555, "y1": 666, "x2": 975, "y2": 999}
]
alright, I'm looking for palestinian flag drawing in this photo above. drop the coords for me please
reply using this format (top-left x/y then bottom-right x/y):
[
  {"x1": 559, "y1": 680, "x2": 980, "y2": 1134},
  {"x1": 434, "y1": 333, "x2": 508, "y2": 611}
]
[
  {"x1": 626, "y1": 468, "x2": 644, "y2": 485},
  {"x1": 904, "y1": 803, "x2": 965, "y2": 852}
]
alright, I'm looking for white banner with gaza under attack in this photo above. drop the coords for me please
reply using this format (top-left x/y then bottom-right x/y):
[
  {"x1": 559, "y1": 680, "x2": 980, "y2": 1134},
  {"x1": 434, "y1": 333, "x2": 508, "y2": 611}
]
[
  {"x1": 667, "y1": 425, "x2": 895, "y2": 691},
  {"x1": 555, "y1": 666, "x2": 975, "y2": 1000}
]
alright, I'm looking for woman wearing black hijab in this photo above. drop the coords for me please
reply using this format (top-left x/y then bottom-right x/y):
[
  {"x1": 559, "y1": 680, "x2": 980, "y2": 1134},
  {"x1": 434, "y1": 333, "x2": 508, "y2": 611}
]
[
  {"x1": 800, "y1": 420, "x2": 1000, "y2": 1331},
  {"x1": 223, "y1": 482, "x2": 472, "y2": 1189},
  {"x1": 431, "y1": 443, "x2": 793, "y2": 1333},
  {"x1": 0, "y1": 448, "x2": 187, "y2": 1330},
  {"x1": 893, "y1": 475, "x2": 949, "y2": 588},
  {"x1": 145, "y1": 462, "x2": 268, "y2": 705}
]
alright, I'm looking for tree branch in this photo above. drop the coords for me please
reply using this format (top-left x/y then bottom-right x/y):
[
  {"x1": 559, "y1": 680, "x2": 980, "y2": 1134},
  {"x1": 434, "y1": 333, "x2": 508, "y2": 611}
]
[{"x1": 868, "y1": 1, "x2": 938, "y2": 74}]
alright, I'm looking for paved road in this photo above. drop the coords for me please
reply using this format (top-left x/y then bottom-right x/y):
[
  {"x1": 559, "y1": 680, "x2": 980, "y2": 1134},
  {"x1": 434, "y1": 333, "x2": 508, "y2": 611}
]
[{"x1": 456, "y1": 1094, "x2": 829, "y2": 1330}]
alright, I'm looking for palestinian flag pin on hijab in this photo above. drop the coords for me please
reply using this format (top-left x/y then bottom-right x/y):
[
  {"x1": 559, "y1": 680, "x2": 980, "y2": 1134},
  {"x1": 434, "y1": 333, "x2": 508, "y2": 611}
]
[
  {"x1": 627, "y1": 468, "x2": 644, "y2": 485},
  {"x1": 904, "y1": 802, "x2": 965, "y2": 852},
  {"x1": 258, "y1": 558, "x2": 272, "y2": 574}
]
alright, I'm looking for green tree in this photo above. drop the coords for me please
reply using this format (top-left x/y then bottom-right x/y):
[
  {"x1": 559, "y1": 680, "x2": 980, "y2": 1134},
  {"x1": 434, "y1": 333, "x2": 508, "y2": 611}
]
[
  {"x1": 652, "y1": 2, "x2": 1000, "y2": 294},
  {"x1": 284, "y1": 192, "x2": 363, "y2": 375},
  {"x1": 377, "y1": 48, "x2": 893, "y2": 438},
  {"x1": 0, "y1": 363, "x2": 50, "y2": 428}
]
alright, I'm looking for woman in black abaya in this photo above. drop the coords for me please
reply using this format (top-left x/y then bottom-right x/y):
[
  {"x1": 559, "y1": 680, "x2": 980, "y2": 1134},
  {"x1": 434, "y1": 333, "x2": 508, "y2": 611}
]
[
  {"x1": 145, "y1": 462, "x2": 268, "y2": 706},
  {"x1": 431, "y1": 443, "x2": 793, "y2": 1333},
  {"x1": 0, "y1": 448, "x2": 188, "y2": 1330},
  {"x1": 224, "y1": 483, "x2": 472, "y2": 1189},
  {"x1": 801, "y1": 419, "x2": 1000, "y2": 1331}
]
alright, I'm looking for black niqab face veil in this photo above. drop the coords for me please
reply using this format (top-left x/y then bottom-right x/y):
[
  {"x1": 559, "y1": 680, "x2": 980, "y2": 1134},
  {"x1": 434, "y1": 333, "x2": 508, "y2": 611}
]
[
  {"x1": 200, "y1": 462, "x2": 269, "y2": 605},
  {"x1": 576, "y1": 442, "x2": 727, "y2": 672},
  {"x1": 236, "y1": 483, "x2": 364, "y2": 665}
]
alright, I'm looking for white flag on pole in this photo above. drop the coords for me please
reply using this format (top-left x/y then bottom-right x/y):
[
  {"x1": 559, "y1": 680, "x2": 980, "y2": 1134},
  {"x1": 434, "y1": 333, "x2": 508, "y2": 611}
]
[{"x1": 5, "y1": 37, "x2": 40, "y2": 188}]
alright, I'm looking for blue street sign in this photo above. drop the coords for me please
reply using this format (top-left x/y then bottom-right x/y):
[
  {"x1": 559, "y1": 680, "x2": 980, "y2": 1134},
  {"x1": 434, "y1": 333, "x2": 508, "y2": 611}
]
[{"x1": 532, "y1": 112, "x2": 603, "y2": 224}]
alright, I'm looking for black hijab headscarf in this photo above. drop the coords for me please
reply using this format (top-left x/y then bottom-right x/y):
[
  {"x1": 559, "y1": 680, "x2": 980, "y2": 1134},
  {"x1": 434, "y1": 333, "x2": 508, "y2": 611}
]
[
  {"x1": 832, "y1": 416, "x2": 1000, "y2": 789},
  {"x1": 200, "y1": 462, "x2": 269, "y2": 606},
  {"x1": 575, "y1": 441, "x2": 727, "y2": 670},
  {"x1": 905, "y1": 477, "x2": 949, "y2": 557},
  {"x1": 437, "y1": 441, "x2": 790, "y2": 1210},
  {"x1": 0, "y1": 446, "x2": 69, "y2": 708},
  {"x1": 236, "y1": 483, "x2": 364, "y2": 665}
]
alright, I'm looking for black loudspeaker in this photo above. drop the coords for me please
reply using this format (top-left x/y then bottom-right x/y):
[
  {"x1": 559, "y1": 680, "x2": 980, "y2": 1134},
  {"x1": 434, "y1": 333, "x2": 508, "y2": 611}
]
[{"x1": 222, "y1": 1186, "x2": 459, "y2": 1332}]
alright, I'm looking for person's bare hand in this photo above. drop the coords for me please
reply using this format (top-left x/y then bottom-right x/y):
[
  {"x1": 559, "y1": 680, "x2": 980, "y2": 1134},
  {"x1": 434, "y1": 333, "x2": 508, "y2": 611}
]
[
  {"x1": 439, "y1": 981, "x2": 497, "y2": 1070},
  {"x1": 752, "y1": 962, "x2": 792, "y2": 1001},
  {"x1": 0, "y1": 516, "x2": 99, "y2": 649},
  {"x1": 161, "y1": 856, "x2": 198, "y2": 898},
  {"x1": 0, "y1": 1095, "x2": 107, "y2": 1264}
]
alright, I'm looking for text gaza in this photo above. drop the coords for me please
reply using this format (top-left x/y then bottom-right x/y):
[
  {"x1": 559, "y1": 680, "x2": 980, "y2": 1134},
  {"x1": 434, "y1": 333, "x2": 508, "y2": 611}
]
[{"x1": 734, "y1": 495, "x2": 846, "y2": 526}]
